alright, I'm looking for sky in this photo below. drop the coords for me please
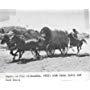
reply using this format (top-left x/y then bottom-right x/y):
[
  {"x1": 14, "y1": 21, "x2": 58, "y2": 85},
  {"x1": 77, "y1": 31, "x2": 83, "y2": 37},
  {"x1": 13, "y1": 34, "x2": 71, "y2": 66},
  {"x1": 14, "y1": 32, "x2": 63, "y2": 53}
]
[
  {"x1": 0, "y1": 9, "x2": 89, "y2": 33},
  {"x1": 0, "y1": 9, "x2": 90, "y2": 53}
]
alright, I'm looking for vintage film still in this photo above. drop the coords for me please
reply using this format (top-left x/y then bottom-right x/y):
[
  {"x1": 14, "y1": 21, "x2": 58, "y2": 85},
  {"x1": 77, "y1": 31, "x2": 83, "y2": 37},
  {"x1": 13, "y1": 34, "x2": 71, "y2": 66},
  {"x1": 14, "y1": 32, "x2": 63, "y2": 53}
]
[{"x1": 0, "y1": 9, "x2": 90, "y2": 81}]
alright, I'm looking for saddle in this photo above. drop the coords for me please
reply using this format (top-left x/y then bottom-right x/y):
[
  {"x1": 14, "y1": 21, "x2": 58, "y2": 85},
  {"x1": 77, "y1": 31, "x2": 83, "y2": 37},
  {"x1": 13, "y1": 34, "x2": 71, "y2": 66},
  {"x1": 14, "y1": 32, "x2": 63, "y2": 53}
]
[{"x1": 69, "y1": 33, "x2": 80, "y2": 46}]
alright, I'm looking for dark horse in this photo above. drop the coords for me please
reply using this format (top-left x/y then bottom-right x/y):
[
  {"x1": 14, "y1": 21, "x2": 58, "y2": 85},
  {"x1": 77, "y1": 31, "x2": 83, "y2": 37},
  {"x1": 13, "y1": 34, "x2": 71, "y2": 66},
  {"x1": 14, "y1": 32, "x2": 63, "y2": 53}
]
[
  {"x1": 40, "y1": 27, "x2": 69, "y2": 55},
  {"x1": 1, "y1": 34, "x2": 18, "y2": 59},
  {"x1": 68, "y1": 33, "x2": 87, "y2": 54},
  {"x1": 11, "y1": 35, "x2": 41, "y2": 60}
]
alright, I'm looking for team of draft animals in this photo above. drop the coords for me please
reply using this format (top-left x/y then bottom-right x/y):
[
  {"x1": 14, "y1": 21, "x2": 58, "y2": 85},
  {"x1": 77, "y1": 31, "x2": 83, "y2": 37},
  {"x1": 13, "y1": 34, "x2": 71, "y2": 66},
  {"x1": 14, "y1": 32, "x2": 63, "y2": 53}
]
[{"x1": 0, "y1": 26, "x2": 89, "y2": 61}]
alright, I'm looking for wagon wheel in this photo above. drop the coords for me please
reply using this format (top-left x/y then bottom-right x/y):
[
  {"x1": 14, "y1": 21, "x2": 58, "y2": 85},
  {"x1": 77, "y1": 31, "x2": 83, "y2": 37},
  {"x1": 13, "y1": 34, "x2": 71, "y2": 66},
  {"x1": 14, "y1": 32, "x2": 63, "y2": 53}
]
[
  {"x1": 61, "y1": 50, "x2": 66, "y2": 55},
  {"x1": 50, "y1": 49, "x2": 55, "y2": 55},
  {"x1": 46, "y1": 47, "x2": 55, "y2": 56},
  {"x1": 61, "y1": 47, "x2": 68, "y2": 55}
]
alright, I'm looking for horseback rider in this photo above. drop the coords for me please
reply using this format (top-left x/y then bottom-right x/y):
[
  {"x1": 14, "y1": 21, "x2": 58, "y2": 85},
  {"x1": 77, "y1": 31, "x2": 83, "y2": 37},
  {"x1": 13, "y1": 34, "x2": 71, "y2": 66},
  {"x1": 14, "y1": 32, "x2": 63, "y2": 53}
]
[
  {"x1": 71, "y1": 28, "x2": 79, "y2": 40},
  {"x1": 68, "y1": 29, "x2": 79, "y2": 51}
]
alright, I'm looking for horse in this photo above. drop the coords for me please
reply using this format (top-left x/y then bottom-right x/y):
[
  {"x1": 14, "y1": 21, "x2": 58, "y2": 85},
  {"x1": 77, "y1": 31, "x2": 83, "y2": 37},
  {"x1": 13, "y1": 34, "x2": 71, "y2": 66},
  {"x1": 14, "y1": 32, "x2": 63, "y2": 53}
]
[
  {"x1": 9, "y1": 29, "x2": 47, "y2": 59},
  {"x1": 23, "y1": 29, "x2": 41, "y2": 40},
  {"x1": 40, "y1": 27, "x2": 69, "y2": 55},
  {"x1": 35, "y1": 38, "x2": 50, "y2": 56},
  {"x1": 11, "y1": 35, "x2": 41, "y2": 60},
  {"x1": 23, "y1": 29, "x2": 49, "y2": 56},
  {"x1": 1, "y1": 34, "x2": 18, "y2": 59},
  {"x1": 68, "y1": 33, "x2": 87, "y2": 54}
]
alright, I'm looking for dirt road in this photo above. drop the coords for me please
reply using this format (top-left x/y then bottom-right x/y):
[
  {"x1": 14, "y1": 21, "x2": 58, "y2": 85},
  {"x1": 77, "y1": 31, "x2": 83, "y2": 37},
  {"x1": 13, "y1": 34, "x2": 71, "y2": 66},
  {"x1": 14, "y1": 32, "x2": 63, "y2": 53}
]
[{"x1": 0, "y1": 48, "x2": 90, "y2": 73}]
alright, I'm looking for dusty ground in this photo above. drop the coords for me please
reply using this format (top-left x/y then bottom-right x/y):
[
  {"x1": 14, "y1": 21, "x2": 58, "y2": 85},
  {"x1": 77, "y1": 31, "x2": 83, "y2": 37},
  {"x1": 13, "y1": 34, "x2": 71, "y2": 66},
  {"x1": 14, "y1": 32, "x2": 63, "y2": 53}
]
[{"x1": 0, "y1": 44, "x2": 90, "y2": 73}]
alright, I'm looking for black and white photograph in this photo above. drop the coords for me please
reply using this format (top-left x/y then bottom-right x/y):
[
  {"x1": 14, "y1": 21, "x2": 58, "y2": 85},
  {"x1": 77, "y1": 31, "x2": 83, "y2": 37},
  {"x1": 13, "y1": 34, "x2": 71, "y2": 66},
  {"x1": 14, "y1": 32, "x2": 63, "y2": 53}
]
[{"x1": 0, "y1": 9, "x2": 90, "y2": 72}]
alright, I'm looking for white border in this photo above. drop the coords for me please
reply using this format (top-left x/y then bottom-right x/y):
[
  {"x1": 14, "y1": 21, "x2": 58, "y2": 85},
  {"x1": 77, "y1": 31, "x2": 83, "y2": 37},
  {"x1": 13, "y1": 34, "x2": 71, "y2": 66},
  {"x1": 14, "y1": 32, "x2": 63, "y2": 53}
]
[{"x1": 0, "y1": 0, "x2": 90, "y2": 90}]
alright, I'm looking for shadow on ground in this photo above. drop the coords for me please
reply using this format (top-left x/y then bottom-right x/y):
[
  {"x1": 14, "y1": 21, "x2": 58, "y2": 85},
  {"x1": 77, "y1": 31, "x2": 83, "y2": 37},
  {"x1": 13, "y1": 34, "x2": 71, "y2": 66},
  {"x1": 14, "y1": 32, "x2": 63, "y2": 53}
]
[
  {"x1": 7, "y1": 57, "x2": 43, "y2": 64},
  {"x1": 48, "y1": 53, "x2": 90, "y2": 58},
  {"x1": 77, "y1": 53, "x2": 90, "y2": 57},
  {"x1": 7, "y1": 53, "x2": 90, "y2": 64}
]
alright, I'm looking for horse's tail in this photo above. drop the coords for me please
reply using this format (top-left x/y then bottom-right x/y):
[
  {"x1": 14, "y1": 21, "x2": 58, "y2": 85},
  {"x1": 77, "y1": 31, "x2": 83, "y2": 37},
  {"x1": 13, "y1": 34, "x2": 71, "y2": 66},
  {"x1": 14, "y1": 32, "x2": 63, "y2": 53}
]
[{"x1": 81, "y1": 39, "x2": 87, "y2": 44}]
